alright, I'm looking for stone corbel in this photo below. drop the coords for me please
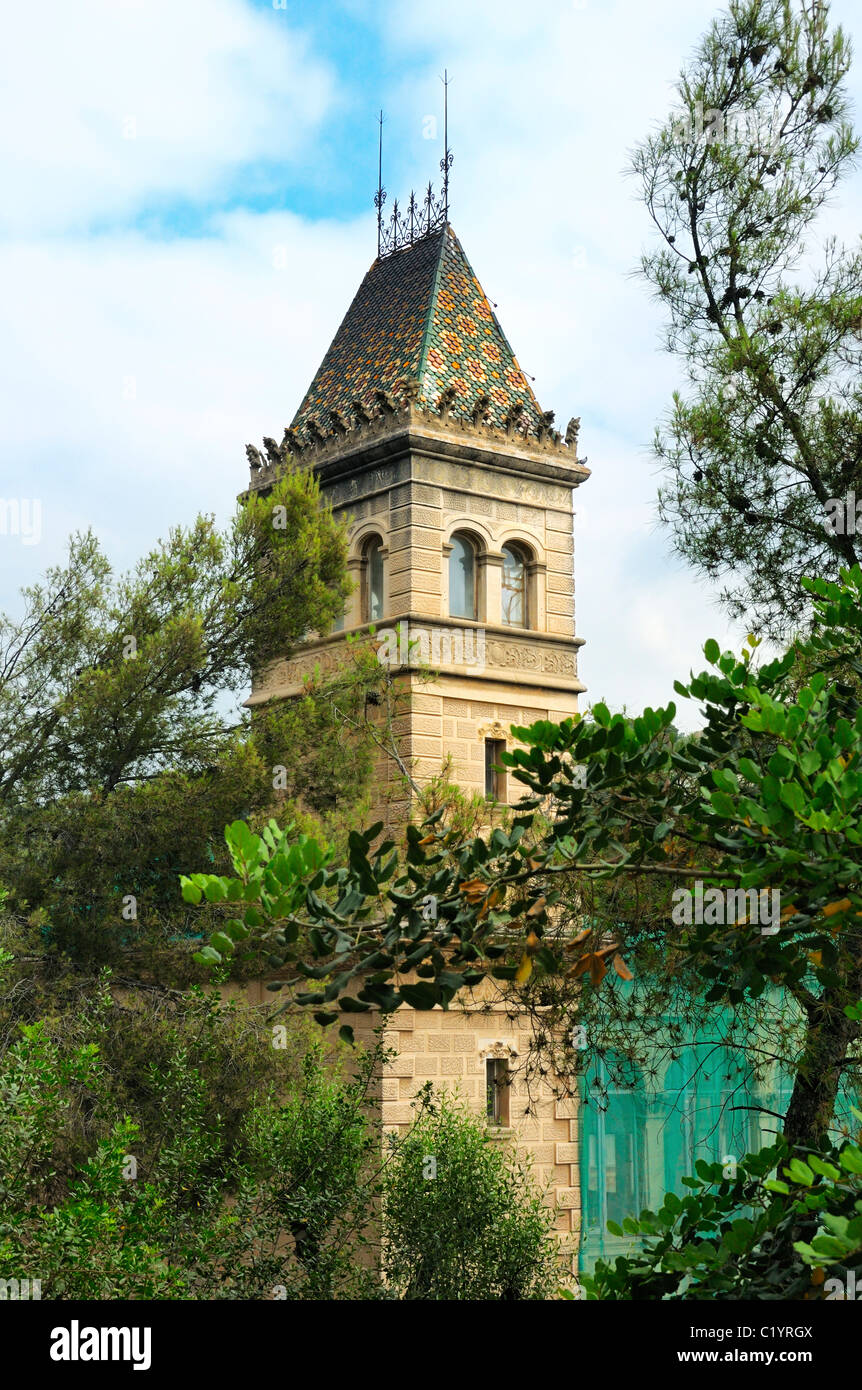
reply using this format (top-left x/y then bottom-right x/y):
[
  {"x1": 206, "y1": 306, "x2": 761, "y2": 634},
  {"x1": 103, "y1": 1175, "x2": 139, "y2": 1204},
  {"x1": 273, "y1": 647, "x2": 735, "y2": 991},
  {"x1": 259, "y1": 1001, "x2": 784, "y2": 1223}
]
[
  {"x1": 477, "y1": 721, "x2": 507, "y2": 742},
  {"x1": 478, "y1": 1039, "x2": 520, "y2": 1061}
]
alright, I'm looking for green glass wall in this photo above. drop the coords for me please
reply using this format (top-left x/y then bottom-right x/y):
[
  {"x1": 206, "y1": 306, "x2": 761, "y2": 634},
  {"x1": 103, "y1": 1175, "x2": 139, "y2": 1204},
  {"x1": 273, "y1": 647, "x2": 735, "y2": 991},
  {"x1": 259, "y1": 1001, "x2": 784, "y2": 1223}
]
[{"x1": 578, "y1": 1020, "x2": 796, "y2": 1271}]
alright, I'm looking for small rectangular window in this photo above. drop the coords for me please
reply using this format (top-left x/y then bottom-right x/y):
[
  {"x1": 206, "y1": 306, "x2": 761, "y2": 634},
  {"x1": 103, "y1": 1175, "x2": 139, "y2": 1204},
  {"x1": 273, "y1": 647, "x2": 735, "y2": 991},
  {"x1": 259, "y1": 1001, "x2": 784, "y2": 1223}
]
[
  {"x1": 484, "y1": 738, "x2": 507, "y2": 801},
  {"x1": 486, "y1": 1058, "x2": 510, "y2": 1126}
]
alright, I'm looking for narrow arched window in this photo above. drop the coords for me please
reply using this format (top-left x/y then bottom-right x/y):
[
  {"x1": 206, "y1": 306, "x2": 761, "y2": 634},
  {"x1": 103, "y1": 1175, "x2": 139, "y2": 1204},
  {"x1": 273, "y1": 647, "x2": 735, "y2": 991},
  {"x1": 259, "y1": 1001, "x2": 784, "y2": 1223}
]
[
  {"x1": 501, "y1": 544, "x2": 527, "y2": 627},
  {"x1": 449, "y1": 534, "x2": 476, "y2": 620},
  {"x1": 363, "y1": 536, "x2": 384, "y2": 622}
]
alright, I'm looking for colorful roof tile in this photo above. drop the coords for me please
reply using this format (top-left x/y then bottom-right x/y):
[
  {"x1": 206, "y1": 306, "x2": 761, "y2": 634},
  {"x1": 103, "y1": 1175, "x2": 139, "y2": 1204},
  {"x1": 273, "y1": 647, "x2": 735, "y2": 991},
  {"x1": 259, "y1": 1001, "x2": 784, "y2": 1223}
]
[{"x1": 290, "y1": 225, "x2": 546, "y2": 441}]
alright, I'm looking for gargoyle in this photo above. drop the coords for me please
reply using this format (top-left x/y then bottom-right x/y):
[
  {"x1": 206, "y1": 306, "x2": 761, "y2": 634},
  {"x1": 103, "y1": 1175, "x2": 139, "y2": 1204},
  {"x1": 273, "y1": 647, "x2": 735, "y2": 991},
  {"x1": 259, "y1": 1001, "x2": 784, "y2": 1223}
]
[
  {"x1": 398, "y1": 377, "x2": 421, "y2": 405},
  {"x1": 437, "y1": 385, "x2": 458, "y2": 419},
  {"x1": 282, "y1": 428, "x2": 304, "y2": 455},
  {"x1": 536, "y1": 409, "x2": 556, "y2": 441},
  {"x1": 262, "y1": 436, "x2": 282, "y2": 467},
  {"x1": 503, "y1": 401, "x2": 525, "y2": 436}
]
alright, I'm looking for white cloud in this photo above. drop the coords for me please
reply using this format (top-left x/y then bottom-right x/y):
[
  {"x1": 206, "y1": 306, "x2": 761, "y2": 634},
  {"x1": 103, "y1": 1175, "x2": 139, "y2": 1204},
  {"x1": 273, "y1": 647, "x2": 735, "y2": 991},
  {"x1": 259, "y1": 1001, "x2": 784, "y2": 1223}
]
[
  {"x1": 0, "y1": 211, "x2": 370, "y2": 588},
  {"x1": 0, "y1": 0, "x2": 334, "y2": 234},
  {"x1": 2, "y1": 0, "x2": 860, "y2": 728}
]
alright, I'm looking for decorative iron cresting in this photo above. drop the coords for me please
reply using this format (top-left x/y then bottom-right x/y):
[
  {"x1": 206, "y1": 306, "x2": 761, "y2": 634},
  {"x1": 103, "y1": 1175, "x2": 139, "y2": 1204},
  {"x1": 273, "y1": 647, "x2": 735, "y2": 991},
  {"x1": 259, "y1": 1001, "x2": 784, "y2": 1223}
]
[{"x1": 376, "y1": 71, "x2": 452, "y2": 259}]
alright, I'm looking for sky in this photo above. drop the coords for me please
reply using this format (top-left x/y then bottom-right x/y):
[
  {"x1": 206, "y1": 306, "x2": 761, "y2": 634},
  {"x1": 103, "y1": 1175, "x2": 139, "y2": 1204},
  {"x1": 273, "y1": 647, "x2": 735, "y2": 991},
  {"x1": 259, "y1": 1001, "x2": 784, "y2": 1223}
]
[{"x1": 2, "y1": 0, "x2": 861, "y2": 731}]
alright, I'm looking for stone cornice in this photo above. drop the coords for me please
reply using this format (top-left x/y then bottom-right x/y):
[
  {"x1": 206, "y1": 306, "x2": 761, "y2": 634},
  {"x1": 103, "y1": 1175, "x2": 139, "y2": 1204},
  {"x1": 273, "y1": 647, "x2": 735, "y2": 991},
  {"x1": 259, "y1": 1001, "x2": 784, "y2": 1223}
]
[
  {"x1": 244, "y1": 400, "x2": 590, "y2": 499},
  {"x1": 246, "y1": 617, "x2": 586, "y2": 706}
]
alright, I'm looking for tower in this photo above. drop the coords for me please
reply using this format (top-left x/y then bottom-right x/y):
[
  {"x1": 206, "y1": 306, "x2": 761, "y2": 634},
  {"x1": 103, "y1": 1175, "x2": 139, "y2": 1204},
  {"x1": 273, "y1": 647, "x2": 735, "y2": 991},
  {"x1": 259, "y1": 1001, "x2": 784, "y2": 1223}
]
[
  {"x1": 245, "y1": 180, "x2": 590, "y2": 1270},
  {"x1": 247, "y1": 220, "x2": 589, "y2": 817}
]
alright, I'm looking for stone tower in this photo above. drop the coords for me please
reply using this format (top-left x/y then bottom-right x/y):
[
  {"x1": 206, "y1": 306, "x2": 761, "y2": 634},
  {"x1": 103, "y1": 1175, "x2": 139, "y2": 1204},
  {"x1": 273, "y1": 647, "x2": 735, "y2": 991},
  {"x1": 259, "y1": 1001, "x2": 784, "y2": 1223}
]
[
  {"x1": 248, "y1": 222, "x2": 589, "y2": 819},
  {"x1": 245, "y1": 217, "x2": 590, "y2": 1270}
]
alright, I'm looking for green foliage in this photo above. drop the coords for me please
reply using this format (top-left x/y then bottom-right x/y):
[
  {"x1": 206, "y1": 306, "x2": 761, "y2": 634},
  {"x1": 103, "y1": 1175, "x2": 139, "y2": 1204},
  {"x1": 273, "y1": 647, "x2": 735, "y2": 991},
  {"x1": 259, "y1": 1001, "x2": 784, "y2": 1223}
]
[
  {"x1": 381, "y1": 1087, "x2": 558, "y2": 1300},
  {"x1": 0, "y1": 964, "x2": 383, "y2": 1299},
  {"x1": 182, "y1": 817, "x2": 331, "y2": 973},
  {"x1": 0, "y1": 954, "x2": 559, "y2": 1301},
  {"x1": 0, "y1": 1020, "x2": 185, "y2": 1297},
  {"x1": 0, "y1": 470, "x2": 348, "y2": 806},
  {"x1": 7, "y1": 740, "x2": 273, "y2": 969},
  {"x1": 221, "y1": 1043, "x2": 380, "y2": 1300},
  {"x1": 582, "y1": 1129, "x2": 862, "y2": 1300},
  {"x1": 252, "y1": 642, "x2": 384, "y2": 819},
  {"x1": 185, "y1": 567, "x2": 862, "y2": 1144},
  {"x1": 0, "y1": 465, "x2": 386, "y2": 970},
  {"x1": 632, "y1": 0, "x2": 862, "y2": 637}
]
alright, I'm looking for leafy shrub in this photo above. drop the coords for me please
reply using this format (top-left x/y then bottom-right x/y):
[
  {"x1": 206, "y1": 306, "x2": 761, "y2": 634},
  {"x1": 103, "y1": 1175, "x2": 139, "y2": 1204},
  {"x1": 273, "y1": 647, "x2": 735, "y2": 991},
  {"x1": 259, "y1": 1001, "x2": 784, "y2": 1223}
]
[{"x1": 381, "y1": 1087, "x2": 558, "y2": 1300}]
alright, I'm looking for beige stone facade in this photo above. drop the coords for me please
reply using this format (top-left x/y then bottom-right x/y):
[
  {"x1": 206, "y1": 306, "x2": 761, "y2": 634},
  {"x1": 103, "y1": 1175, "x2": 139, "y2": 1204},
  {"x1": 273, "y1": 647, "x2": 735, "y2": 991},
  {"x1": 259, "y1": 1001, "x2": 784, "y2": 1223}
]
[
  {"x1": 248, "y1": 406, "x2": 588, "y2": 816},
  {"x1": 342, "y1": 989, "x2": 580, "y2": 1265},
  {"x1": 247, "y1": 392, "x2": 588, "y2": 1275}
]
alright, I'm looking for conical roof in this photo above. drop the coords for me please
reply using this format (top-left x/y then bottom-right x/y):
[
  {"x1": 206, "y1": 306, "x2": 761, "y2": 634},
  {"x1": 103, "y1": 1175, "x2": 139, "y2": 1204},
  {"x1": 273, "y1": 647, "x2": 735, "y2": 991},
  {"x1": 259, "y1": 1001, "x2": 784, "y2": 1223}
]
[{"x1": 290, "y1": 224, "x2": 546, "y2": 442}]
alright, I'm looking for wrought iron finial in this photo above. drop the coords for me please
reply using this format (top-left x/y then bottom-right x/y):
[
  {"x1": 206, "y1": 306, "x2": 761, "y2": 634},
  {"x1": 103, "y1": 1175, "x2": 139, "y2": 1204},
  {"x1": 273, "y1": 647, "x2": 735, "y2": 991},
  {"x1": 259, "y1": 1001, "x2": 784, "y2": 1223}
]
[
  {"x1": 374, "y1": 109, "x2": 386, "y2": 258},
  {"x1": 441, "y1": 69, "x2": 453, "y2": 220},
  {"x1": 373, "y1": 75, "x2": 453, "y2": 260}
]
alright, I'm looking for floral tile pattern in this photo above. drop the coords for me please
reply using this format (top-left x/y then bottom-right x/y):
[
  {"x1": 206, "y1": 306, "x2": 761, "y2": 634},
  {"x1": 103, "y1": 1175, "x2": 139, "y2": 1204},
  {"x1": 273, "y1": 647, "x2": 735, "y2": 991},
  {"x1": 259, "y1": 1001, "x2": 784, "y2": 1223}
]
[{"x1": 290, "y1": 225, "x2": 546, "y2": 441}]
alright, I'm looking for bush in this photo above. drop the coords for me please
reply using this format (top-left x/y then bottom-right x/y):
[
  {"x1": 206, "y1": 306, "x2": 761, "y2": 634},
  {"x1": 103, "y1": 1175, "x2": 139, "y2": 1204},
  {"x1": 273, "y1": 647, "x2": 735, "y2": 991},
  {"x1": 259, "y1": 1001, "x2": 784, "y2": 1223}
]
[
  {"x1": 381, "y1": 1086, "x2": 559, "y2": 1300},
  {"x1": 0, "y1": 956, "x2": 382, "y2": 1299},
  {"x1": 0, "y1": 951, "x2": 564, "y2": 1300}
]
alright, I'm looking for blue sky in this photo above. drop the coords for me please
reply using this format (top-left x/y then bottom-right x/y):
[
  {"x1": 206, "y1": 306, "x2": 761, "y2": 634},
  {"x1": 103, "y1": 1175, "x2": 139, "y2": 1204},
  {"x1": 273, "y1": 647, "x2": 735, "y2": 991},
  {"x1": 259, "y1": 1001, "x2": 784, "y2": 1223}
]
[{"x1": 2, "y1": 0, "x2": 861, "y2": 729}]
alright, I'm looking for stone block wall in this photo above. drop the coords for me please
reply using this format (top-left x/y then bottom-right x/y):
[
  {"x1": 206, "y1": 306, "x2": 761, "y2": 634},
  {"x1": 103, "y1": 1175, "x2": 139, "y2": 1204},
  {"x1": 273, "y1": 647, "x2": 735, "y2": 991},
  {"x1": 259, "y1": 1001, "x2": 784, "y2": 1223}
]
[
  {"x1": 243, "y1": 417, "x2": 589, "y2": 1277},
  {"x1": 338, "y1": 993, "x2": 581, "y2": 1271}
]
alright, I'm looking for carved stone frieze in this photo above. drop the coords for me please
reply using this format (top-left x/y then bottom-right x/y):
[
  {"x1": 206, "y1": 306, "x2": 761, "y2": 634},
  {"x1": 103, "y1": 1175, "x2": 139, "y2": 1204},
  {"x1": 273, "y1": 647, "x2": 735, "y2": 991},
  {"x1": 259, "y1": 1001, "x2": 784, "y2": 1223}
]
[
  {"x1": 483, "y1": 638, "x2": 578, "y2": 679},
  {"x1": 326, "y1": 461, "x2": 399, "y2": 507},
  {"x1": 425, "y1": 458, "x2": 569, "y2": 508},
  {"x1": 252, "y1": 628, "x2": 579, "y2": 701},
  {"x1": 478, "y1": 1039, "x2": 520, "y2": 1061}
]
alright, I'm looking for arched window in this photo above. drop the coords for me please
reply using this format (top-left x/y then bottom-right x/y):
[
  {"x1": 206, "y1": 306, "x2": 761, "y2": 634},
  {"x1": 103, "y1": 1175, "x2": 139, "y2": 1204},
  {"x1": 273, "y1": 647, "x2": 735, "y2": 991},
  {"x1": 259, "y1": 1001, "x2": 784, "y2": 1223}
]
[
  {"x1": 449, "y1": 533, "x2": 477, "y2": 620},
  {"x1": 501, "y1": 544, "x2": 528, "y2": 627},
  {"x1": 362, "y1": 536, "x2": 384, "y2": 622}
]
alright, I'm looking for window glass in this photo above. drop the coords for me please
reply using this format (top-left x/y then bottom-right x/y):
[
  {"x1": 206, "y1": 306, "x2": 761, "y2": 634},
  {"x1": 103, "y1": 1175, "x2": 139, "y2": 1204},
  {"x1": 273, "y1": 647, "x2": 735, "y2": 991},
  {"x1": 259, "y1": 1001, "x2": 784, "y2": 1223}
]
[
  {"x1": 449, "y1": 534, "x2": 476, "y2": 619},
  {"x1": 366, "y1": 538, "x2": 384, "y2": 621},
  {"x1": 486, "y1": 1058, "x2": 509, "y2": 1125},
  {"x1": 484, "y1": 738, "x2": 506, "y2": 800},
  {"x1": 501, "y1": 544, "x2": 527, "y2": 627}
]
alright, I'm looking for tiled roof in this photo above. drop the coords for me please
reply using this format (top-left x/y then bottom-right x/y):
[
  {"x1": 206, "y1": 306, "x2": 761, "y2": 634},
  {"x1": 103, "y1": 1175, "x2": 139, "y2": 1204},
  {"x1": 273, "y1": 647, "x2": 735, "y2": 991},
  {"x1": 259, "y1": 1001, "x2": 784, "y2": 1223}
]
[{"x1": 290, "y1": 225, "x2": 546, "y2": 441}]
